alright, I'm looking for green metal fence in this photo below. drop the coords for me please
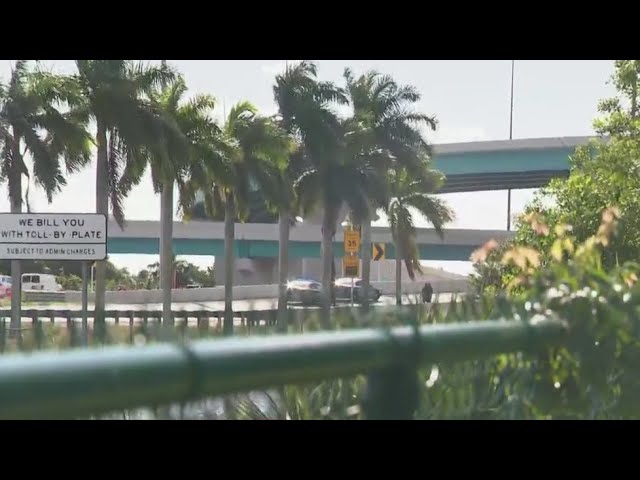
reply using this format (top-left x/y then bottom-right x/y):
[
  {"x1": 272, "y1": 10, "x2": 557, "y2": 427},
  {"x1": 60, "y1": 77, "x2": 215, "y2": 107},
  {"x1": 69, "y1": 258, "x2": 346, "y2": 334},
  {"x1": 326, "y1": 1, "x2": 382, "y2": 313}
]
[
  {"x1": 0, "y1": 305, "x2": 429, "y2": 352},
  {"x1": 0, "y1": 315, "x2": 567, "y2": 419}
]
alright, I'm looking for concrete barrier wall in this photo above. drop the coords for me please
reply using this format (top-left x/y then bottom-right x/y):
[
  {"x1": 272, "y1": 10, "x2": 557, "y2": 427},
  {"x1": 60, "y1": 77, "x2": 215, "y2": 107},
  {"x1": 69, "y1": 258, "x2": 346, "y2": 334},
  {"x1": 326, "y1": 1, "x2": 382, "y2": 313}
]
[
  {"x1": 373, "y1": 279, "x2": 469, "y2": 296},
  {"x1": 63, "y1": 284, "x2": 280, "y2": 305},
  {"x1": 54, "y1": 279, "x2": 468, "y2": 305},
  {"x1": 24, "y1": 291, "x2": 66, "y2": 303}
]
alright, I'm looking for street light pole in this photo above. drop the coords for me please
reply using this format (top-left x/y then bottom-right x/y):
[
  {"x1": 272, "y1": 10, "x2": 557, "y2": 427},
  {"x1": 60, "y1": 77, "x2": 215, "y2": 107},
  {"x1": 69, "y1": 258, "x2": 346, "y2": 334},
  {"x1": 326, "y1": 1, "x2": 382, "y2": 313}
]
[
  {"x1": 507, "y1": 60, "x2": 515, "y2": 232},
  {"x1": 509, "y1": 60, "x2": 515, "y2": 141}
]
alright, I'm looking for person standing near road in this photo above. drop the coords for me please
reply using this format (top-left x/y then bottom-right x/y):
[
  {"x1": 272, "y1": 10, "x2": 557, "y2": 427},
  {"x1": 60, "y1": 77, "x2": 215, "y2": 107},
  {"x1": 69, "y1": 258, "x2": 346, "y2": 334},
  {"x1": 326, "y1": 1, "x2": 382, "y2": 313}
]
[{"x1": 421, "y1": 282, "x2": 433, "y2": 304}]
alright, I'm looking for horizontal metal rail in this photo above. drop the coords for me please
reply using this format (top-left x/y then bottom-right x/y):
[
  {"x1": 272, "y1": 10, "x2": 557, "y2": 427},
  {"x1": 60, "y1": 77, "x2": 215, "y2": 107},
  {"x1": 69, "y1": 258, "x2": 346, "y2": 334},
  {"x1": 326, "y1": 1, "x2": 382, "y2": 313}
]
[{"x1": 0, "y1": 316, "x2": 567, "y2": 419}]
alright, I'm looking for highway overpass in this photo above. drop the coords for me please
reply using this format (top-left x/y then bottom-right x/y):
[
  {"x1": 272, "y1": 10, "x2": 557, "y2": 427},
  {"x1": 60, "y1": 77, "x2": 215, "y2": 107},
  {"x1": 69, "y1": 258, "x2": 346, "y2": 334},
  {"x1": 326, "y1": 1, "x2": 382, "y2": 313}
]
[
  {"x1": 432, "y1": 136, "x2": 593, "y2": 193},
  {"x1": 98, "y1": 136, "x2": 586, "y2": 273},
  {"x1": 107, "y1": 220, "x2": 514, "y2": 262}
]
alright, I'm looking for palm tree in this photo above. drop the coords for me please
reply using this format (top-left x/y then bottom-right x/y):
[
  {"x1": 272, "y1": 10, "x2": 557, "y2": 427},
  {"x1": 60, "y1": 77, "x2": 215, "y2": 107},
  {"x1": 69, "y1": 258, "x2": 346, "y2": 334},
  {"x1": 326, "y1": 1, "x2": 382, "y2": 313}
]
[
  {"x1": 0, "y1": 60, "x2": 92, "y2": 332},
  {"x1": 296, "y1": 115, "x2": 391, "y2": 316},
  {"x1": 71, "y1": 60, "x2": 177, "y2": 326},
  {"x1": 272, "y1": 62, "x2": 339, "y2": 330},
  {"x1": 386, "y1": 167, "x2": 454, "y2": 304},
  {"x1": 193, "y1": 101, "x2": 290, "y2": 335},
  {"x1": 146, "y1": 74, "x2": 221, "y2": 325},
  {"x1": 272, "y1": 61, "x2": 348, "y2": 313},
  {"x1": 343, "y1": 68, "x2": 441, "y2": 309}
]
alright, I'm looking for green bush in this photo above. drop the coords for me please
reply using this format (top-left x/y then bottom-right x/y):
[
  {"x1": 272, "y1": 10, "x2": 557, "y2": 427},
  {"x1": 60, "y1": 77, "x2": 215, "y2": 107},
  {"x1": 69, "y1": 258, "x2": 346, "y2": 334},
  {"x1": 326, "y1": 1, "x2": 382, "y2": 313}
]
[{"x1": 57, "y1": 274, "x2": 82, "y2": 291}]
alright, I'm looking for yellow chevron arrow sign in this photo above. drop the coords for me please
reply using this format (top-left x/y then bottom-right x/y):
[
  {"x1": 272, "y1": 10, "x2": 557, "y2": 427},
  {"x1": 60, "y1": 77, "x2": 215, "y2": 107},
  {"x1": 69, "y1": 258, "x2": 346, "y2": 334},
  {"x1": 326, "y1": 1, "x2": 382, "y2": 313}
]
[{"x1": 372, "y1": 243, "x2": 385, "y2": 261}]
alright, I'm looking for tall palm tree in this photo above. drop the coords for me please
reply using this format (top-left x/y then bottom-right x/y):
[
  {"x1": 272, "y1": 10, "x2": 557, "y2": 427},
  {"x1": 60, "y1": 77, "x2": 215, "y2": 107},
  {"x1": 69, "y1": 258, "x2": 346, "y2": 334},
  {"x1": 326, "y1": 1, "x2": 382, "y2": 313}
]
[
  {"x1": 194, "y1": 101, "x2": 290, "y2": 335},
  {"x1": 146, "y1": 74, "x2": 222, "y2": 325},
  {"x1": 71, "y1": 60, "x2": 177, "y2": 326},
  {"x1": 343, "y1": 68, "x2": 440, "y2": 309},
  {"x1": 0, "y1": 60, "x2": 92, "y2": 331},
  {"x1": 272, "y1": 62, "x2": 339, "y2": 330},
  {"x1": 273, "y1": 61, "x2": 348, "y2": 313},
  {"x1": 386, "y1": 167, "x2": 454, "y2": 304},
  {"x1": 296, "y1": 115, "x2": 391, "y2": 315}
]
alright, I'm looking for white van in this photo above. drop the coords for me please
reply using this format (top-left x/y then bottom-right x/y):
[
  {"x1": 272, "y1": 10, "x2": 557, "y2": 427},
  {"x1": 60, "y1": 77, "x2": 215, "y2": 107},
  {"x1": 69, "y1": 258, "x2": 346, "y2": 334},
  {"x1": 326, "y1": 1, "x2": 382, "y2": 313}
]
[{"x1": 21, "y1": 273, "x2": 62, "y2": 292}]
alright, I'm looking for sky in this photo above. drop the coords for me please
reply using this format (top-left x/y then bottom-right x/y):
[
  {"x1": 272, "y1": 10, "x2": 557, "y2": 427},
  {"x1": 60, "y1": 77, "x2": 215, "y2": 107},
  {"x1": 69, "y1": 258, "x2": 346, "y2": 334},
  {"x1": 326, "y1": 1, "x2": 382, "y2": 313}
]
[{"x1": 0, "y1": 60, "x2": 618, "y2": 276}]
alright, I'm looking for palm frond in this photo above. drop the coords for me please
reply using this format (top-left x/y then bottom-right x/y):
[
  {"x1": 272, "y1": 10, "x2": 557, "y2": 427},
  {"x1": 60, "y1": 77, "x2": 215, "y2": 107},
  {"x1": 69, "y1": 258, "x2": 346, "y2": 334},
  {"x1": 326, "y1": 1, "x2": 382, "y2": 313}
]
[
  {"x1": 182, "y1": 94, "x2": 216, "y2": 119},
  {"x1": 118, "y1": 135, "x2": 149, "y2": 197},
  {"x1": 108, "y1": 129, "x2": 127, "y2": 227},
  {"x1": 26, "y1": 70, "x2": 87, "y2": 109},
  {"x1": 33, "y1": 108, "x2": 92, "y2": 173},
  {"x1": 315, "y1": 81, "x2": 349, "y2": 106},
  {"x1": 294, "y1": 168, "x2": 321, "y2": 216},
  {"x1": 403, "y1": 193, "x2": 455, "y2": 238},
  {"x1": 128, "y1": 60, "x2": 177, "y2": 94},
  {"x1": 22, "y1": 126, "x2": 65, "y2": 203}
]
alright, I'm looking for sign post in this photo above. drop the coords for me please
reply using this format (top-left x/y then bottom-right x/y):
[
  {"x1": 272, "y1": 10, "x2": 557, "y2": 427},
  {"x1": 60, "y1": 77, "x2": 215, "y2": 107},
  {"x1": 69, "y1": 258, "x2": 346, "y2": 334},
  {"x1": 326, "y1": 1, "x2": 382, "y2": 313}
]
[
  {"x1": 343, "y1": 228, "x2": 361, "y2": 307},
  {"x1": 0, "y1": 213, "x2": 108, "y2": 338},
  {"x1": 351, "y1": 276, "x2": 354, "y2": 307},
  {"x1": 81, "y1": 261, "x2": 89, "y2": 345}
]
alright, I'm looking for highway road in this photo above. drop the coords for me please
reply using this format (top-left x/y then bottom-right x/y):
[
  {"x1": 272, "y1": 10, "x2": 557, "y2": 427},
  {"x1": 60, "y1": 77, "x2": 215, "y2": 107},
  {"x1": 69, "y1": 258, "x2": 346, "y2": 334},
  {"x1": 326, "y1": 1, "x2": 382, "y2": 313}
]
[
  {"x1": 0, "y1": 293, "x2": 463, "y2": 326},
  {"x1": 15, "y1": 292, "x2": 460, "y2": 312}
]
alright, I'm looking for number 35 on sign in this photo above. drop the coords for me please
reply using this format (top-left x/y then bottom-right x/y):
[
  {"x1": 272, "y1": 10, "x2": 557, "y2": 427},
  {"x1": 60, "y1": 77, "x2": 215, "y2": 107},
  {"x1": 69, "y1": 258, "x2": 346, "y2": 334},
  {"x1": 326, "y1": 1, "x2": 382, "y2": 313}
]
[{"x1": 344, "y1": 230, "x2": 360, "y2": 254}]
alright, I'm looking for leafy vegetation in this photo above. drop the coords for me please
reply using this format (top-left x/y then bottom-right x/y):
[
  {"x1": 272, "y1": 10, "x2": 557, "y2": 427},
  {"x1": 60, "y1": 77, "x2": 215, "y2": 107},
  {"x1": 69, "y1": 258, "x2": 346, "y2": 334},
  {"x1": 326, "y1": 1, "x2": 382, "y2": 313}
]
[
  {"x1": 457, "y1": 59, "x2": 640, "y2": 420},
  {"x1": 471, "y1": 60, "x2": 640, "y2": 292}
]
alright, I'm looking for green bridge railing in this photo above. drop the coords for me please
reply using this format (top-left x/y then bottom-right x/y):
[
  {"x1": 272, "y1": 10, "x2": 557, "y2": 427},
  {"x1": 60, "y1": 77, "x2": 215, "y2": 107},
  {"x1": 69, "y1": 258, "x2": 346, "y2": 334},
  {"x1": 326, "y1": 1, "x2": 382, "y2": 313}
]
[{"x1": 0, "y1": 315, "x2": 567, "y2": 420}]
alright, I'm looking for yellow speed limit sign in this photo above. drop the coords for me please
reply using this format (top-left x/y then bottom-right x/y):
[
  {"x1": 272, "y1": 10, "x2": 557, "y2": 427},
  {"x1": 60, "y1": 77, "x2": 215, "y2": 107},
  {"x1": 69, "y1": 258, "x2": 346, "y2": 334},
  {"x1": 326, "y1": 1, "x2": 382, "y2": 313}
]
[{"x1": 344, "y1": 230, "x2": 361, "y2": 254}]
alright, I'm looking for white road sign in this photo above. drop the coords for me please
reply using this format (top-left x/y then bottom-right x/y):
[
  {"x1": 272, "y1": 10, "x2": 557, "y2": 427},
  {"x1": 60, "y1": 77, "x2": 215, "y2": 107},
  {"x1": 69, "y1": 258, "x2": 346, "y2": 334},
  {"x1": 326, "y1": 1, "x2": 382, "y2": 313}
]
[{"x1": 0, "y1": 213, "x2": 107, "y2": 261}]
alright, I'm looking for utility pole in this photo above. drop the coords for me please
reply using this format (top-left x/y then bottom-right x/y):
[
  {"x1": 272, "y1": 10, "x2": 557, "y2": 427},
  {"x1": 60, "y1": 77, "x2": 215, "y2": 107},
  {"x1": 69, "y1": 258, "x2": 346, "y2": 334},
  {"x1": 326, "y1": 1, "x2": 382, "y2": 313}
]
[{"x1": 507, "y1": 60, "x2": 515, "y2": 232}]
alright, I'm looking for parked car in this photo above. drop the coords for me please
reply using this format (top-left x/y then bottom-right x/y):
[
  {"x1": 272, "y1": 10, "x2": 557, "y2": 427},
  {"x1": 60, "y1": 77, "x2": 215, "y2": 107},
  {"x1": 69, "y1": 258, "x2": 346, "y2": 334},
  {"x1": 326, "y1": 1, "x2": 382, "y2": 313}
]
[
  {"x1": 286, "y1": 278, "x2": 324, "y2": 306},
  {"x1": 334, "y1": 277, "x2": 381, "y2": 304}
]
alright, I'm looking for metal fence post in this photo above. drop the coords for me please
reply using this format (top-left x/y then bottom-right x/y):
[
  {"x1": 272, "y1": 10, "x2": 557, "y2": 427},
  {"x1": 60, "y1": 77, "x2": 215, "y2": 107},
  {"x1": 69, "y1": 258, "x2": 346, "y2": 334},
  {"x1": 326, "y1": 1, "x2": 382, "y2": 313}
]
[
  {"x1": 364, "y1": 363, "x2": 420, "y2": 420},
  {"x1": 0, "y1": 318, "x2": 5, "y2": 354},
  {"x1": 364, "y1": 314, "x2": 421, "y2": 420}
]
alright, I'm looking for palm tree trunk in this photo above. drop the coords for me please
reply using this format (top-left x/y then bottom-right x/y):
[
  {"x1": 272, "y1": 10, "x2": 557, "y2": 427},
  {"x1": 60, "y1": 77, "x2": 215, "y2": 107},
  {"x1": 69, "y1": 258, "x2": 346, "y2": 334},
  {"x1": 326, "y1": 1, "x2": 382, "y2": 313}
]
[
  {"x1": 9, "y1": 135, "x2": 22, "y2": 336},
  {"x1": 94, "y1": 121, "x2": 109, "y2": 334},
  {"x1": 160, "y1": 182, "x2": 174, "y2": 326},
  {"x1": 222, "y1": 196, "x2": 237, "y2": 417},
  {"x1": 223, "y1": 197, "x2": 235, "y2": 336},
  {"x1": 395, "y1": 244, "x2": 402, "y2": 305},
  {"x1": 276, "y1": 208, "x2": 290, "y2": 332},
  {"x1": 276, "y1": 210, "x2": 291, "y2": 420},
  {"x1": 320, "y1": 210, "x2": 336, "y2": 323},
  {"x1": 361, "y1": 216, "x2": 372, "y2": 311}
]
